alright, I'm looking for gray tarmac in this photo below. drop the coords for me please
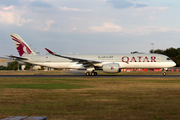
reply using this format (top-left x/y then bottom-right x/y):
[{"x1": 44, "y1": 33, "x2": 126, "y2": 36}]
[{"x1": 1, "y1": 74, "x2": 180, "y2": 78}]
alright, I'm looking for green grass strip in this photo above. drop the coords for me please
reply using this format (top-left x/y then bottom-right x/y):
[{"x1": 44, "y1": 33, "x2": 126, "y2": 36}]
[{"x1": 0, "y1": 83, "x2": 90, "y2": 89}]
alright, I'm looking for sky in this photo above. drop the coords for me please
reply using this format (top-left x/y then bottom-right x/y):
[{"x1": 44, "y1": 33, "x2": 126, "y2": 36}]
[{"x1": 1, "y1": 0, "x2": 180, "y2": 56}]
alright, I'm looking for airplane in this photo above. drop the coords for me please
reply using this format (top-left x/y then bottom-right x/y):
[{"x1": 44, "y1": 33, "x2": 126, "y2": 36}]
[{"x1": 7, "y1": 33, "x2": 176, "y2": 76}]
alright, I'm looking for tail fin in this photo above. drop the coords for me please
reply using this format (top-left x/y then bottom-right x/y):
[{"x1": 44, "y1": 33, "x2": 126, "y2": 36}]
[{"x1": 10, "y1": 33, "x2": 37, "y2": 56}]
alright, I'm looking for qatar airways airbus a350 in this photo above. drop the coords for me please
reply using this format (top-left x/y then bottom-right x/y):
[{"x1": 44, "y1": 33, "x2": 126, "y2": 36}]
[{"x1": 7, "y1": 33, "x2": 176, "y2": 76}]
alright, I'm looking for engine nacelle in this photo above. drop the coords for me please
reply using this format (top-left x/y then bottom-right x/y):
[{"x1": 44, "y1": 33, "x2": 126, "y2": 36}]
[{"x1": 102, "y1": 63, "x2": 121, "y2": 73}]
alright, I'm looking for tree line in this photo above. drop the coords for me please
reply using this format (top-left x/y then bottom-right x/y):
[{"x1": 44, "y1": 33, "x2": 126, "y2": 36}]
[{"x1": 0, "y1": 61, "x2": 32, "y2": 70}]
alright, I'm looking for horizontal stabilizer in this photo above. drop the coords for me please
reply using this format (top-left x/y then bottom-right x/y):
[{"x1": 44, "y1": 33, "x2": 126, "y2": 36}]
[{"x1": 6, "y1": 55, "x2": 28, "y2": 60}]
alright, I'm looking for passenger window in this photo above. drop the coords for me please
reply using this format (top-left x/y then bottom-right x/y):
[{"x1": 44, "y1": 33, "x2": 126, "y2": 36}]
[{"x1": 167, "y1": 58, "x2": 171, "y2": 60}]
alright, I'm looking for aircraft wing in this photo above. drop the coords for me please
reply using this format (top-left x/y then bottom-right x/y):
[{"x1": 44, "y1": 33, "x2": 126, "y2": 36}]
[
  {"x1": 6, "y1": 55, "x2": 28, "y2": 60},
  {"x1": 45, "y1": 48, "x2": 102, "y2": 67}
]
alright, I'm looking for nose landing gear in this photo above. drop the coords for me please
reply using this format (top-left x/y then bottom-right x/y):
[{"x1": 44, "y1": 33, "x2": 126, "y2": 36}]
[
  {"x1": 163, "y1": 72, "x2": 166, "y2": 76},
  {"x1": 163, "y1": 68, "x2": 168, "y2": 76}
]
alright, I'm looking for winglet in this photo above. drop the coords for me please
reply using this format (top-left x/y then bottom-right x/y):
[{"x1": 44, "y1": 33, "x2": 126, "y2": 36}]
[{"x1": 45, "y1": 48, "x2": 54, "y2": 54}]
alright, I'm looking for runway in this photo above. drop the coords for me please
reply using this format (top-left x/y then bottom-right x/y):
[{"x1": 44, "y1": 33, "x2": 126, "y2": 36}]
[{"x1": 1, "y1": 75, "x2": 180, "y2": 78}]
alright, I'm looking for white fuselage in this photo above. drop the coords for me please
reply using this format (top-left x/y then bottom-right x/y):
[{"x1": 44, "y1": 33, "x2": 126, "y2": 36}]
[{"x1": 21, "y1": 54, "x2": 176, "y2": 69}]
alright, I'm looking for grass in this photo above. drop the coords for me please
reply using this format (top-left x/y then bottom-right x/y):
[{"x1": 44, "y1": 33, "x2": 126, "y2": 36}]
[
  {"x1": 0, "y1": 84, "x2": 89, "y2": 89},
  {"x1": 1, "y1": 77, "x2": 180, "y2": 120},
  {"x1": 0, "y1": 70, "x2": 72, "y2": 75}
]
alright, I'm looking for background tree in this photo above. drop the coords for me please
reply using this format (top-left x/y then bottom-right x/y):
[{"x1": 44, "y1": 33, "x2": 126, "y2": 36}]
[
  {"x1": 131, "y1": 51, "x2": 145, "y2": 54},
  {"x1": 0, "y1": 66, "x2": 6, "y2": 70},
  {"x1": 25, "y1": 63, "x2": 33, "y2": 70},
  {"x1": 150, "y1": 49, "x2": 164, "y2": 54},
  {"x1": 131, "y1": 51, "x2": 139, "y2": 54},
  {"x1": 7, "y1": 61, "x2": 18, "y2": 70}
]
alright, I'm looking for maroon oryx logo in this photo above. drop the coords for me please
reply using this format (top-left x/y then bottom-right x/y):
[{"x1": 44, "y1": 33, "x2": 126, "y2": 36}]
[
  {"x1": 110, "y1": 65, "x2": 114, "y2": 70},
  {"x1": 11, "y1": 35, "x2": 32, "y2": 56}
]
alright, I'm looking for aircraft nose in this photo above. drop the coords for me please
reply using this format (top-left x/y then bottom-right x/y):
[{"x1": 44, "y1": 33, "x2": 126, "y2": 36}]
[{"x1": 172, "y1": 61, "x2": 176, "y2": 67}]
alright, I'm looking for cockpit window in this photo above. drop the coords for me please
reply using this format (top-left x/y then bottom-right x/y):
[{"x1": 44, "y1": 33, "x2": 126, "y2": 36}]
[{"x1": 167, "y1": 58, "x2": 171, "y2": 60}]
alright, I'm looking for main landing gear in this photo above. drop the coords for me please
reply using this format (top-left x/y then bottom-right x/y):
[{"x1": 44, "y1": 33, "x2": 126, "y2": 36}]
[{"x1": 86, "y1": 72, "x2": 98, "y2": 76}]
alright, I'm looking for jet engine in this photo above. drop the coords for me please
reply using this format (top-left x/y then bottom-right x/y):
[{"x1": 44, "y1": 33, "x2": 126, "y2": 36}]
[{"x1": 102, "y1": 63, "x2": 121, "y2": 73}]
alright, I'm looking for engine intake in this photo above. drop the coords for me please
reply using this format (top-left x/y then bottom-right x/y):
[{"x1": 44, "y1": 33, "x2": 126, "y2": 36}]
[{"x1": 103, "y1": 63, "x2": 121, "y2": 73}]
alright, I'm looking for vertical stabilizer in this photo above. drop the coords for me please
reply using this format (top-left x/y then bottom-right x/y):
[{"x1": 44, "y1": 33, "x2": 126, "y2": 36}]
[{"x1": 10, "y1": 33, "x2": 37, "y2": 56}]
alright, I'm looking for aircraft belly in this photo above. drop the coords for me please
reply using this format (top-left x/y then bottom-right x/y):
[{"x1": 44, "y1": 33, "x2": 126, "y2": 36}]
[
  {"x1": 120, "y1": 62, "x2": 173, "y2": 68},
  {"x1": 69, "y1": 64, "x2": 84, "y2": 69},
  {"x1": 35, "y1": 62, "x2": 78, "y2": 69},
  {"x1": 156, "y1": 62, "x2": 175, "y2": 68},
  {"x1": 120, "y1": 62, "x2": 149, "y2": 68},
  {"x1": 149, "y1": 62, "x2": 174, "y2": 68}
]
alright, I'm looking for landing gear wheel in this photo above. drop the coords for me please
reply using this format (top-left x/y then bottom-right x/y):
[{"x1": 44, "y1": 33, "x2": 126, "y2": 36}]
[
  {"x1": 94, "y1": 72, "x2": 97, "y2": 76},
  {"x1": 91, "y1": 72, "x2": 97, "y2": 76},
  {"x1": 163, "y1": 72, "x2": 166, "y2": 76},
  {"x1": 86, "y1": 72, "x2": 90, "y2": 76},
  {"x1": 86, "y1": 72, "x2": 97, "y2": 76}
]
